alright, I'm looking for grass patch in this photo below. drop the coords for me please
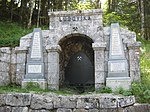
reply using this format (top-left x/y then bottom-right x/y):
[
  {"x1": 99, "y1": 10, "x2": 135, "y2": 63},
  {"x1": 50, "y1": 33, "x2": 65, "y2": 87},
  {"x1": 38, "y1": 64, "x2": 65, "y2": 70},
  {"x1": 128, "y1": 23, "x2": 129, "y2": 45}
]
[
  {"x1": 96, "y1": 86, "x2": 112, "y2": 93},
  {"x1": 0, "y1": 21, "x2": 47, "y2": 47}
]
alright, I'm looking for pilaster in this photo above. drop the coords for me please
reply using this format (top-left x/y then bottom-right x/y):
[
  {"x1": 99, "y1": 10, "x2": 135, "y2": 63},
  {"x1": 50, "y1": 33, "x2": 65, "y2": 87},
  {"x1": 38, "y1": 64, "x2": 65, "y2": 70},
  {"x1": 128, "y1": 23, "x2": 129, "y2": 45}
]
[
  {"x1": 46, "y1": 45, "x2": 61, "y2": 90},
  {"x1": 127, "y1": 42, "x2": 141, "y2": 82},
  {"x1": 15, "y1": 47, "x2": 28, "y2": 85},
  {"x1": 92, "y1": 42, "x2": 106, "y2": 89}
]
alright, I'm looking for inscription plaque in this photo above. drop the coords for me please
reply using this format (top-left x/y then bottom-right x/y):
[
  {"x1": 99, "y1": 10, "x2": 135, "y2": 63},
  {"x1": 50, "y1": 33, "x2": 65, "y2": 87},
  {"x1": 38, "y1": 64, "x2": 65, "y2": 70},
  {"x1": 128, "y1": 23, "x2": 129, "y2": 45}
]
[
  {"x1": 31, "y1": 32, "x2": 41, "y2": 59},
  {"x1": 110, "y1": 62, "x2": 125, "y2": 72},
  {"x1": 111, "y1": 27, "x2": 123, "y2": 56},
  {"x1": 111, "y1": 28, "x2": 122, "y2": 56},
  {"x1": 28, "y1": 65, "x2": 42, "y2": 73}
]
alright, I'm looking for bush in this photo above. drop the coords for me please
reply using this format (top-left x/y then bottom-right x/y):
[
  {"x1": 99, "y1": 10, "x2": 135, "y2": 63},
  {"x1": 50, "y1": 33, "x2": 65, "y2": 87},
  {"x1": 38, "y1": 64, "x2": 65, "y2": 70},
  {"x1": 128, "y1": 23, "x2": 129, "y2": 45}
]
[
  {"x1": 96, "y1": 86, "x2": 112, "y2": 93},
  {"x1": 131, "y1": 82, "x2": 150, "y2": 103},
  {"x1": 114, "y1": 87, "x2": 132, "y2": 96}
]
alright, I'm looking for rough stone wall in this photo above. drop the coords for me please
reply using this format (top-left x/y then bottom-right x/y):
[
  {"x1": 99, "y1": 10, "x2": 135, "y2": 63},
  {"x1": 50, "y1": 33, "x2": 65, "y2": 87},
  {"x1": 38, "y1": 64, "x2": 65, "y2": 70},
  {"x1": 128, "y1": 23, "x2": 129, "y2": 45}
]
[
  {"x1": 0, "y1": 93, "x2": 149, "y2": 112},
  {"x1": 0, "y1": 47, "x2": 18, "y2": 85},
  {"x1": 0, "y1": 47, "x2": 11, "y2": 85}
]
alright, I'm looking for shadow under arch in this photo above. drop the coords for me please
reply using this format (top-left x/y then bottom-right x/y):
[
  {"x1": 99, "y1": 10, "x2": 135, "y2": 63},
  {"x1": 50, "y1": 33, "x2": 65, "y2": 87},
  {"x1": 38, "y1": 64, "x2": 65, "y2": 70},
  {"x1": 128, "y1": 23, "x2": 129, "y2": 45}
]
[{"x1": 58, "y1": 33, "x2": 94, "y2": 91}]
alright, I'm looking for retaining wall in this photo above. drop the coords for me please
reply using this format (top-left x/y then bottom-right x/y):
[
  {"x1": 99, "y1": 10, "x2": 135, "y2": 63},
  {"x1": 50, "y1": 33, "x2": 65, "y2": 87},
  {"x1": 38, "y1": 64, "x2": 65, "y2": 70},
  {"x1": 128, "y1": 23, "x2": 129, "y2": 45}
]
[{"x1": 0, "y1": 93, "x2": 149, "y2": 112}]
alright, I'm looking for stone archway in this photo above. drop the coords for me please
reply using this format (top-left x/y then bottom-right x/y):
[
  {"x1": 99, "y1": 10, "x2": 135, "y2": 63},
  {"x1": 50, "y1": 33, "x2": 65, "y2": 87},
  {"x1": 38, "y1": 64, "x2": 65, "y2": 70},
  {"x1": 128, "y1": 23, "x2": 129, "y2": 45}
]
[
  {"x1": 59, "y1": 34, "x2": 94, "y2": 88},
  {"x1": 46, "y1": 9, "x2": 106, "y2": 90}
]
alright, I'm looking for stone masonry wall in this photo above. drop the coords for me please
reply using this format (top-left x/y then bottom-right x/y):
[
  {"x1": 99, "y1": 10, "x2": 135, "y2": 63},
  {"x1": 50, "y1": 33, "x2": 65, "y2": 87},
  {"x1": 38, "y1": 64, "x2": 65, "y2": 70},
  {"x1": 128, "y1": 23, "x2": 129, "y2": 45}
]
[
  {"x1": 0, "y1": 93, "x2": 149, "y2": 112},
  {"x1": 0, "y1": 47, "x2": 14, "y2": 85}
]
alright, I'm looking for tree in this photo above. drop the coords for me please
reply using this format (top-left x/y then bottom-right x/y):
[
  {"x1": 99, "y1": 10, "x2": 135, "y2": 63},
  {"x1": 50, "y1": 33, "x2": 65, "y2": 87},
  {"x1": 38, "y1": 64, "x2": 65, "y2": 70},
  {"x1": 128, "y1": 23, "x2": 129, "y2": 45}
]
[{"x1": 28, "y1": 0, "x2": 35, "y2": 28}]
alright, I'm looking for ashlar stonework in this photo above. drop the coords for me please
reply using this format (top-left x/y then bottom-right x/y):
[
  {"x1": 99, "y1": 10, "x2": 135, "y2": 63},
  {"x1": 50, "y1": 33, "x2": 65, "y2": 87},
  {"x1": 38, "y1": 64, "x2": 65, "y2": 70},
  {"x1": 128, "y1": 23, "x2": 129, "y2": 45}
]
[{"x1": 0, "y1": 9, "x2": 141, "y2": 90}]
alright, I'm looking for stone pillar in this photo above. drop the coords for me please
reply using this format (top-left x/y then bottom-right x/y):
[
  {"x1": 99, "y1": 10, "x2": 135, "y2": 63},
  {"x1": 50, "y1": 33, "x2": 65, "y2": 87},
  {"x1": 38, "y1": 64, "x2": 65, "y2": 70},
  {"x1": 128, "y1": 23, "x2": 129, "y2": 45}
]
[
  {"x1": 46, "y1": 45, "x2": 61, "y2": 90},
  {"x1": 127, "y1": 42, "x2": 141, "y2": 82},
  {"x1": 15, "y1": 47, "x2": 28, "y2": 85},
  {"x1": 92, "y1": 42, "x2": 106, "y2": 89}
]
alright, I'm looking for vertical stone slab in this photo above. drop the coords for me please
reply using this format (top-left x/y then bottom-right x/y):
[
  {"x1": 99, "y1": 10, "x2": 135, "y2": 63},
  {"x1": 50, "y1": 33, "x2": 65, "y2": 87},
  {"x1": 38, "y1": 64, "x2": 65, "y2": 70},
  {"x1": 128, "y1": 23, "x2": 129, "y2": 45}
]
[
  {"x1": 108, "y1": 23, "x2": 128, "y2": 77},
  {"x1": 107, "y1": 23, "x2": 131, "y2": 90},
  {"x1": 127, "y1": 42, "x2": 141, "y2": 82},
  {"x1": 46, "y1": 45, "x2": 61, "y2": 90},
  {"x1": 92, "y1": 42, "x2": 106, "y2": 89},
  {"x1": 15, "y1": 47, "x2": 27, "y2": 85},
  {"x1": 22, "y1": 28, "x2": 46, "y2": 89}
]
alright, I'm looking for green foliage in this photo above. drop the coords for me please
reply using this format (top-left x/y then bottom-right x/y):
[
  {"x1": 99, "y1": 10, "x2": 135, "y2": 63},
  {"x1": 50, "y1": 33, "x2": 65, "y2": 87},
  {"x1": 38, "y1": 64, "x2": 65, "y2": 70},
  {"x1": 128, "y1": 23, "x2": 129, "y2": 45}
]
[
  {"x1": 77, "y1": 1, "x2": 92, "y2": 10},
  {"x1": 104, "y1": 0, "x2": 141, "y2": 34},
  {"x1": 26, "y1": 82, "x2": 40, "y2": 90},
  {"x1": 0, "y1": 84, "x2": 29, "y2": 93},
  {"x1": 96, "y1": 86, "x2": 112, "y2": 93},
  {"x1": 131, "y1": 82, "x2": 150, "y2": 103},
  {"x1": 114, "y1": 87, "x2": 132, "y2": 96},
  {"x1": 0, "y1": 21, "x2": 32, "y2": 47},
  {"x1": 130, "y1": 40, "x2": 150, "y2": 103}
]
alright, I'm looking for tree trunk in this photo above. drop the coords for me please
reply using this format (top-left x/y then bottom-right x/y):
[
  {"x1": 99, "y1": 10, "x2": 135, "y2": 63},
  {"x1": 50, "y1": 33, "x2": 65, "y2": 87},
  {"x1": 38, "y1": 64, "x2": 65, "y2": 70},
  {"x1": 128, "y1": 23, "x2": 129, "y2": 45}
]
[
  {"x1": 108, "y1": 0, "x2": 111, "y2": 11},
  {"x1": 28, "y1": 0, "x2": 35, "y2": 28},
  {"x1": 37, "y1": 0, "x2": 41, "y2": 27},
  {"x1": 140, "y1": 0, "x2": 144, "y2": 38},
  {"x1": 10, "y1": 0, "x2": 14, "y2": 22}
]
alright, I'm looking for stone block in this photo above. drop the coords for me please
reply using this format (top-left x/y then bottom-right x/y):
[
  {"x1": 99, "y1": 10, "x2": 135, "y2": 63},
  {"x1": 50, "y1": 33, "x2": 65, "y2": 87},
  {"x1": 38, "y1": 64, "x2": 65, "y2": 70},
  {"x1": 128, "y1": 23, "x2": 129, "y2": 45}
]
[
  {"x1": 0, "y1": 62, "x2": 9, "y2": 72},
  {"x1": 99, "y1": 109, "x2": 118, "y2": 112},
  {"x1": 48, "y1": 84, "x2": 59, "y2": 90},
  {"x1": 29, "y1": 109, "x2": 52, "y2": 112},
  {"x1": 11, "y1": 51, "x2": 17, "y2": 64},
  {"x1": 10, "y1": 64, "x2": 16, "y2": 84},
  {"x1": 0, "y1": 47, "x2": 11, "y2": 54},
  {"x1": 95, "y1": 62, "x2": 105, "y2": 71},
  {"x1": 95, "y1": 72, "x2": 105, "y2": 84},
  {"x1": 30, "y1": 94, "x2": 53, "y2": 110},
  {"x1": 73, "y1": 109, "x2": 88, "y2": 112},
  {"x1": 48, "y1": 72, "x2": 59, "y2": 84},
  {"x1": 0, "y1": 94, "x2": 6, "y2": 106},
  {"x1": 6, "y1": 93, "x2": 31, "y2": 106},
  {"x1": 0, "y1": 72, "x2": 10, "y2": 86},
  {"x1": 22, "y1": 79, "x2": 47, "y2": 89},
  {"x1": 57, "y1": 108, "x2": 72, "y2": 112},
  {"x1": 48, "y1": 63, "x2": 59, "y2": 74},
  {"x1": 133, "y1": 104, "x2": 150, "y2": 112},
  {"x1": 99, "y1": 96, "x2": 117, "y2": 108},
  {"x1": 16, "y1": 73, "x2": 24, "y2": 85},
  {"x1": 54, "y1": 96, "x2": 76, "y2": 109},
  {"x1": 106, "y1": 77, "x2": 131, "y2": 91},
  {"x1": 118, "y1": 96, "x2": 135, "y2": 107},
  {"x1": 12, "y1": 107, "x2": 28, "y2": 112},
  {"x1": 16, "y1": 63, "x2": 25, "y2": 73},
  {"x1": 95, "y1": 83, "x2": 103, "y2": 89},
  {"x1": 0, "y1": 106, "x2": 11, "y2": 112},
  {"x1": 76, "y1": 97, "x2": 99, "y2": 109},
  {"x1": 89, "y1": 109, "x2": 99, "y2": 112},
  {"x1": 0, "y1": 53, "x2": 11, "y2": 63},
  {"x1": 48, "y1": 52, "x2": 59, "y2": 63},
  {"x1": 16, "y1": 53, "x2": 26, "y2": 64}
]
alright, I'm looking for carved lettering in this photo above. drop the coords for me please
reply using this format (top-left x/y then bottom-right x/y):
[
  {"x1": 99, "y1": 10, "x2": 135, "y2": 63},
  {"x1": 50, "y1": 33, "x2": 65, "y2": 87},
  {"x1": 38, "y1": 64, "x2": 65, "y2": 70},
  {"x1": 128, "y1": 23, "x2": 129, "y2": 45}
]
[
  {"x1": 111, "y1": 28, "x2": 123, "y2": 56},
  {"x1": 110, "y1": 62, "x2": 125, "y2": 72},
  {"x1": 28, "y1": 65, "x2": 42, "y2": 73},
  {"x1": 31, "y1": 32, "x2": 41, "y2": 59},
  {"x1": 59, "y1": 16, "x2": 91, "y2": 22}
]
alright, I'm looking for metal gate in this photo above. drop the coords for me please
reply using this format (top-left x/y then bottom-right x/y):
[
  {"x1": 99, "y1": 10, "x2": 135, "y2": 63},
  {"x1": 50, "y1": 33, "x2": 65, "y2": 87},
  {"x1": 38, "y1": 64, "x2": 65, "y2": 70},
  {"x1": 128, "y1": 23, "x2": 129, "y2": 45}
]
[{"x1": 65, "y1": 51, "x2": 94, "y2": 86}]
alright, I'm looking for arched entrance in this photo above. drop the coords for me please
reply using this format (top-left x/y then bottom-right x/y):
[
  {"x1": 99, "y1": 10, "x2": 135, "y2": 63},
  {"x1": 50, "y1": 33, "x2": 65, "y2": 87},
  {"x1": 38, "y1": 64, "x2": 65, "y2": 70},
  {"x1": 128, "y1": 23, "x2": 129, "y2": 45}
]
[{"x1": 59, "y1": 34, "x2": 94, "y2": 89}]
